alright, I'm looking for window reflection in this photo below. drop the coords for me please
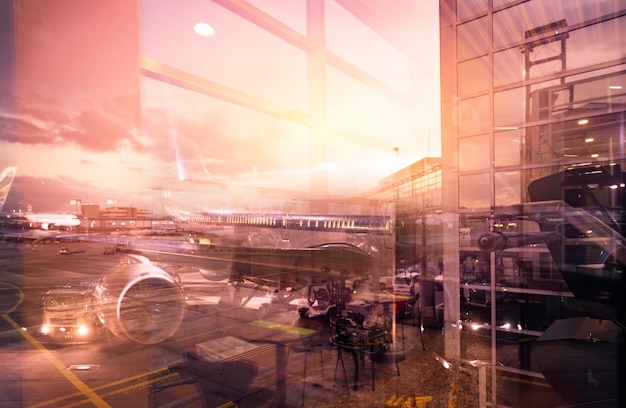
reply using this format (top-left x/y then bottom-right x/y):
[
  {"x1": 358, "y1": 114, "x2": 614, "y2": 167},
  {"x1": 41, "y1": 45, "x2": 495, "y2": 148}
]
[
  {"x1": 459, "y1": 134, "x2": 489, "y2": 171},
  {"x1": 326, "y1": 66, "x2": 412, "y2": 146},
  {"x1": 325, "y1": 0, "x2": 412, "y2": 94},
  {"x1": 457, "y1": 0, "x2": 488, "y2": 22},
  {"x1": 141, "y1": 0, "x2": 308, "y2": 112},
  {"x1": 458, "y1": 56, "x2": 490, "y2": 97},
  {"x1": 495, "y1": 170, "x2": 521, "y2": 205},
  {"x1": 459, "y1": 94, "x2": 489, "y2": 136},
  {"x1": 246, "y1": 0, "x2": 307, "y2": 34},
  {"x1": 494, "y1": 47, "x2": 525, "y2": 87},
  {"x1": 494, "y1": 87, "x2": 526, "y2": 127},
  {"x1": 141, "y1": 76, "x2": 313, "y2": 194},
  {"x1": 494, "y1": 129, "x2": 523, "y2": 167},
  {"x1": 460, "y1": 173, "x2": 492, "y2": 208},
  {"x1": 457, "y1": 16, "x2": 490, "y2": 60},
  {"x1": 494, "y1": 0, "x2": 624, "y2": 50}
]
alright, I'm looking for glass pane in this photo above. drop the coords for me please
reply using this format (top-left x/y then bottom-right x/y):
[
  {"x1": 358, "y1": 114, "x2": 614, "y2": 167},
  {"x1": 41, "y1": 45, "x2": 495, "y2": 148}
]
[
  {"x1": 459, "y1": 134, "x2": 490, "y2": 171},
  {"x1": 460, "y1": 173, "x2": 492, "y2": 208},
  {"x1": 494, "y1": 0, "x2": 625, "y2": 50},
  {"x1": 141, "y1": 0, "x2": 308, "y2": 111},
  {"x1": 494, "y1": 129, "x2": 523, "y2": 167},
  {"x1": 459, "y1": 95, "x2": 490, "y2": 136},
  {"x1": 457, "y1": 0, "x2": 487, "y2": 22},
  {"x1": 457, "y1": 16, "x2": 490, "y2": 60},
  {"x1": 141, "y1": 76, "x2": 315, "y2": 198},
  {"x1": 246, "y1": 0, "x2": 307, "y2": 34},
  {"x1": 494, "y1": 47, "x2": 525, "y2": 87},
  {"x1": 494, "y1": 87, "x2": 526, "y2": 128},
  {"x1": 326, "y1": 66, "x2": 413, "y2": 150},
  {"x1": 325, "y1": 132, "x2": 401, "y2": 196},
  {"x1": 495, "y1": 170, "x2": 521, "y2": 205},
  {"x1": 568, "y1": 16, "x2": 626, "y2": 71},
  {"x1": 458, "y1": 56, "x2": 491, "y2": 97},
  {"x1": 325, "y1": 0, "x2": 411, "y2": 95}
]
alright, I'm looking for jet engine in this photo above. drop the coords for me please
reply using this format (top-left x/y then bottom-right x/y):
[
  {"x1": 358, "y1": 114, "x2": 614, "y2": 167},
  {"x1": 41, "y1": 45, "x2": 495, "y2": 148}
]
[
  {"x1": 92, "y1": 255, "x2": 186, "y2": 344},
  {"x1": 477, "y1": 231, "x2": 557, "y2": 252}
]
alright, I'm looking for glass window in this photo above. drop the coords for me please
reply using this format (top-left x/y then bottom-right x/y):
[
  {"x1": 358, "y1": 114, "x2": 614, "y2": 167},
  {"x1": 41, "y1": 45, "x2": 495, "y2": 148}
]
[
  {"x1": 460, "y1": 173, "x2": 492, "y2": 208},
  {"x1": 494, "y1": 47, "x2": 525, "y2": 87},
  {"x1": 495, "y1": 170, "x2": 521, "y2": 205},
  {"x1": 457, "y1": 16, "x2": 490, "y2": 60},
  {"x1": 457, "y1": 0, "x2": 487, "y2": 22},
  {"x1": 494, "y1": 87, "x2": 526, "y2": 128},
  {"x1": 141, "y1": 0, "x2": 308, "y2": 112},
  {"x1": 246, "y1": 0, "x2": 307, "y2": 34},
  {"x1": 326, "y1": 66, "x2": 413, "y2": 148},
  {"x1": 494, "y1": 129, "x2": 523, "y2": 167},
  {"x1": 523, "y1": 109, "x2": 626, "y2": 167},
  {"x1": 568, "y1": 16, "x2": 626, "y2": 71},
  {"x1": 494, "y1": 0, "x2": 625, "y2": 50},
  {"x1": 458, "y1": 56, "x2": 491, "y2": 97},
  {"x1": 325, "y1": 0, "x2": 412, "y2": 95},
  {"x1": 459, "y1": 134, "x2": 490, "y2": 171},
  {"x1": 141, "y1": 76, "x2": 315, "y2": 195},
  {"x1": 459, "y1": 95, "x2": 490, "y2": 136},
  {"x1": 325, "y1": 132, "x2": 403, "y2": 196}
]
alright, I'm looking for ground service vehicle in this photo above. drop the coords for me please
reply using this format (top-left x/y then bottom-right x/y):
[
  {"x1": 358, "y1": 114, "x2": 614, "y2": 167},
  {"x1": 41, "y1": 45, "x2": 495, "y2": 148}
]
[{"x1": 41, "y1": 283, "x2": 100, "y2": 343}]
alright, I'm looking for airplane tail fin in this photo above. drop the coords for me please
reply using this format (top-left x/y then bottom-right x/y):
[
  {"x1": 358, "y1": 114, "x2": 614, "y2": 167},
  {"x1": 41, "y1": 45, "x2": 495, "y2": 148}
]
[{"x1": 0, "y1": 166, "x2": 17, "y2": 213}]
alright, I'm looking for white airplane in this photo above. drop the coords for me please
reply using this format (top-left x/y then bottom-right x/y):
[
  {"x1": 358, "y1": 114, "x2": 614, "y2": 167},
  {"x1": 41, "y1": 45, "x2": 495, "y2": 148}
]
[
  {"x1": 0, "y1": 166, "x2": 80, "y2": 230},
  {"x1": 0, "y1": 166, "x2": 17, "y2": 213},
  {"x1": 12, "y1": 212, "x2": 81, "y2": 230}
]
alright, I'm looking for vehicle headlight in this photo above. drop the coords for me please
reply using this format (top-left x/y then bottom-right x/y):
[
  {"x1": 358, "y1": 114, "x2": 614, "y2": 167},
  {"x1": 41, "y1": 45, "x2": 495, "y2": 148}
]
[
  {"x1": 41, "y1": 326, "x2": 50, "y2": 334},
  {"x1": 77, "y1": 326, "x2": 89, "y2": 335}
]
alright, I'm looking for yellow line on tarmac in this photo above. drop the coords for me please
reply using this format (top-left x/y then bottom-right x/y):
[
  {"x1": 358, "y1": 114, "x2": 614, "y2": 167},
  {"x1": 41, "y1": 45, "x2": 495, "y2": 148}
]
[
  {"x1": 2, "y1": 313, "x2": 110, "y2": 408},
  {"x1": 29, "y1": 368, "x2": 175, "y2": 408},
  {"x1": 61, "y1": 372, "x2": 181, "y2": 408}
]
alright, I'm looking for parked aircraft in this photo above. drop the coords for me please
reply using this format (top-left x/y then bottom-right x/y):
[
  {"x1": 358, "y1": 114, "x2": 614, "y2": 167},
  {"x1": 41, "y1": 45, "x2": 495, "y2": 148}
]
[
  {"x1": 0, "y1": 166, "x2": 81, "y2": 231},
  {"x1": 9, "y1": 212, "x2": 81, "y2": 230},
  {"x1": 0, "y1": 166, "x2": 17, "y2": 213},
  {"x1": 477, "y1": 164, "x2": 625, "y2": 406}
]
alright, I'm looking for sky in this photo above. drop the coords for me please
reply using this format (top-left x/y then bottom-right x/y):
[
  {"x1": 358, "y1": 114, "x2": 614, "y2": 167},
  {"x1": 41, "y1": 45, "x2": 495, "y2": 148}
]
[{"x1": 0, "y1": 0, "x2": 440, "y2": 214}]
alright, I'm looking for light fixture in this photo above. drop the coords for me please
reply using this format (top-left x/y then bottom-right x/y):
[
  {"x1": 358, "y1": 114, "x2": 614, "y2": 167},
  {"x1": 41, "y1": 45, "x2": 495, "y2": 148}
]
[
  {"x1": 578, "y1": 119, "x2": 589, "y2": 125},
  {"x1": 609, "y1": 85, "x2": 623, "y2": 90},
  {"x1": 194, "y1": 22, "x2": 215, "y2": 37},
  {"x1": 585, "y1": 137, "x2": 594, "y2": 143}
]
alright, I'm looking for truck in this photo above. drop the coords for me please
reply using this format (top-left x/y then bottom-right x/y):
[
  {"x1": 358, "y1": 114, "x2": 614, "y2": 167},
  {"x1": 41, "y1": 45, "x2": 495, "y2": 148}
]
[{"x1": 40, "y1": 283, "x2": 101, "y2": 343}]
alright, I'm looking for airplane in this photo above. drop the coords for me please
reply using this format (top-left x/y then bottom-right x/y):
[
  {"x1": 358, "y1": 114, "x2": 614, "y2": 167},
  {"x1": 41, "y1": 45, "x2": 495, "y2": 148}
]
[
  {"x1": 477, "y1": 164, "x2": 625, "y2": 326},
  {"x1": 0, "y1": 166, "x2": 17, "y2": 213},
  {"x1": 0, "y1": 166, "x2": 81, "y2": 231},
  {"x1": 9, "y1": 212, "x2": 81, "y2": 231},
  {"x1": 477, "y1": 164, "x2": 625, "y2": 407}
]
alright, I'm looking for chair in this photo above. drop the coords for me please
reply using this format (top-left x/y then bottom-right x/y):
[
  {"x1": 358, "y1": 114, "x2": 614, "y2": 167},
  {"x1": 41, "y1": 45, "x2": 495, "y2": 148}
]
[{"x1": 365, "y1": 320, "x2": 407, "y2": 391}]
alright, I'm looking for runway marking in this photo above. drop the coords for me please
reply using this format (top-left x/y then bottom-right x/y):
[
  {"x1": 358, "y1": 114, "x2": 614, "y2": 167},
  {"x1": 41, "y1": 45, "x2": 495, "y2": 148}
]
[
  {"x1": 1, "y1": 313, "x2": 110, "y2": 408},
  {"x1": 27, "y1": 368, "x2": 181, "y2": 408}
]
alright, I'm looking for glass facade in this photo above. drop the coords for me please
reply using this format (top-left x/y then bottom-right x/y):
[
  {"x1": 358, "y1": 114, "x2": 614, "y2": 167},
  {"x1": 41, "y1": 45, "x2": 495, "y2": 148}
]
[{"x1": 441, "y1": 0, "x2": 625, "y2": 406}]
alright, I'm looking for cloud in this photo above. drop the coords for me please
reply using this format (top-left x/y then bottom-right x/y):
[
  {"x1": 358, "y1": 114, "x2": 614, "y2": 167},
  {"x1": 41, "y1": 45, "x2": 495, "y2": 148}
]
[{"x1": 0, "y1": 84, "x2": 141, "y2": 154}]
